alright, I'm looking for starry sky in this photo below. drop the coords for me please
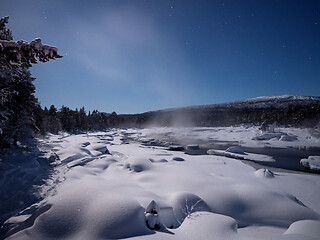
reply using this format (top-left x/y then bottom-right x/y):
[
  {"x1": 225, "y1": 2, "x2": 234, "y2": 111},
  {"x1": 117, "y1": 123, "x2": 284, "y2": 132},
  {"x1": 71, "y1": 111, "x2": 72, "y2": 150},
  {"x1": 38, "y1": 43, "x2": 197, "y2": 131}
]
[{"x1": 1, "y1": 0, "x2": 319, "y2": 113}]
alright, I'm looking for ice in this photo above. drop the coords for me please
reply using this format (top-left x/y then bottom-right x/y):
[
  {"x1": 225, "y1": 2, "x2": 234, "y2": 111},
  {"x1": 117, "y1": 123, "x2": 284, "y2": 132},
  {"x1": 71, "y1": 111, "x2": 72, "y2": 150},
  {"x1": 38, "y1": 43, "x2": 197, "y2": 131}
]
[
  {"x1": 226, "y1": 146, "x2": 246, "y2": 155},
  {"x1": 207, "y1": 148, "x2": 274, "y2": 162}
]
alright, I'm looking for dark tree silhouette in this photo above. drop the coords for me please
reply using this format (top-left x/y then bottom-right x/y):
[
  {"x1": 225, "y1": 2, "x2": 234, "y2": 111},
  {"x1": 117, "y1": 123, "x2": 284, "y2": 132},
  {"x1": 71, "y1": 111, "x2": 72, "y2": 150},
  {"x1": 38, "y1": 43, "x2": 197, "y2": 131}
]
[{"x1": 0, "y1": 16, "x2": 62, "y2": 147}]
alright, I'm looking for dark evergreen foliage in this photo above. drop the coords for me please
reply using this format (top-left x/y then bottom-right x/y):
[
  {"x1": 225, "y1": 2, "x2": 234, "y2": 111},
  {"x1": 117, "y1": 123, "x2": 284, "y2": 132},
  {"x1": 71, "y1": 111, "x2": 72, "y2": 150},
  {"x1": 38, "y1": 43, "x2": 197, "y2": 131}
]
[
  {"x1": 33, "y1": 106, "x2": 114, "y2": 134},
  {"x1": 0, "y1": 16, "x2": 61, "y2": 147},
  {"x1": 35, "y1": 100, "x2": 319, "y2": 133}
]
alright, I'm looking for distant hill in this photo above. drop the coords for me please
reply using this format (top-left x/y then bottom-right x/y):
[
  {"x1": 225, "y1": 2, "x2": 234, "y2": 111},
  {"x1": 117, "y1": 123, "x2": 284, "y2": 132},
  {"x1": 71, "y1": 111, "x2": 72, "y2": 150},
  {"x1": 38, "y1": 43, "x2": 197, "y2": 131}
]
[
  {"x1": 158, "y1": 95, "x2": 320, "y2": 111},
  {"x1": 115, "y1": 95, "x2": 320, "y2": 128}
]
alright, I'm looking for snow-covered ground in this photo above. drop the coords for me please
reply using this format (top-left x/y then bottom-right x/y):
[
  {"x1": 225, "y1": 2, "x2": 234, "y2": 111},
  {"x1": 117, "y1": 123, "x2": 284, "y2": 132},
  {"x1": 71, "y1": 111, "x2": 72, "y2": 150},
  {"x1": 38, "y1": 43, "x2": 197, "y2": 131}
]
[{"x1": 2, "y1": 127, "x2": 320, "y2": 240}]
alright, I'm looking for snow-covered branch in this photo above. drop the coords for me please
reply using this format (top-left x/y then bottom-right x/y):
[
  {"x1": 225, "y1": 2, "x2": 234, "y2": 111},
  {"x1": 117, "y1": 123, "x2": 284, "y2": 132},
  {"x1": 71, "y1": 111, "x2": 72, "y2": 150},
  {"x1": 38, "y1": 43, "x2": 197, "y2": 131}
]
[{"x1": 0, "y1": 38, "x2": 62, "y2": 67}]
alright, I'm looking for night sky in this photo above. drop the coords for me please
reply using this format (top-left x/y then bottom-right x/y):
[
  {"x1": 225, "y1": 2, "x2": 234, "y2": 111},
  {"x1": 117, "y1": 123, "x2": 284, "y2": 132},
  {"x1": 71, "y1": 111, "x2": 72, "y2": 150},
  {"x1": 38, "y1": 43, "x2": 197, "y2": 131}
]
[{"x1": 1, "y1": 0, "x2": 319, "y2": 113}]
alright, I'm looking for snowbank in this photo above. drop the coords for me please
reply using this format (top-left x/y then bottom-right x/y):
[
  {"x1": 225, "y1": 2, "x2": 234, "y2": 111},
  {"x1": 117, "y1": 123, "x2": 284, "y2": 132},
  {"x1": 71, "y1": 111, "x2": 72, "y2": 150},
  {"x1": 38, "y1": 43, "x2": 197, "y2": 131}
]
[
  {"x1": 284, "y1": 220, "x2": 320, "y2": 239},
  {"x1": 300, "y1": 156, "x2": 320, "y2": 171},
  {"x1": 207, "y1": 148, "x2": 274, "y2": 162}
]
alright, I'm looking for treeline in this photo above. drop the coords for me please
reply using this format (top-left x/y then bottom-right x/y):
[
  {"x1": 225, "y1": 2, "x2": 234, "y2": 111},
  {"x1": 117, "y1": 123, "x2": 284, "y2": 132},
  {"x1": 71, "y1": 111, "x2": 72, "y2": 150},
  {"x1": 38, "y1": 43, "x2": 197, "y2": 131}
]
[
  {"x1": 115, "y1": 103, "x2": 320, "y2": 129},
  {"x1": 33, "y1": 105, "x2": 119, "y2": 134},
  {"x1": 32, "y1": 102, "x2": 320, "y2": 135}
]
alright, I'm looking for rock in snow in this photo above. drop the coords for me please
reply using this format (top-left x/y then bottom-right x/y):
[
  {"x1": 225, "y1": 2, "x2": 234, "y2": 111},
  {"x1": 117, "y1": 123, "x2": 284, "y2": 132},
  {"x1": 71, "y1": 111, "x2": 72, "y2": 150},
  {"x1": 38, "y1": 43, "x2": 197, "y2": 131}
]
[
  {"x1": 145, "y1": 213, "x2": 160, "y2": 230},
  {"x1": 146, "y1": 200, "x2": 160, "y2": 214},
  {"x1": 255, "y1": 168, "x2": 275, "y2": 178},
  {"x1": 168, "y1": 145, "x2": 185, "y2": 151},
  {"x1": 145, "y1": 200, "x2": 160, "y2": 229}
]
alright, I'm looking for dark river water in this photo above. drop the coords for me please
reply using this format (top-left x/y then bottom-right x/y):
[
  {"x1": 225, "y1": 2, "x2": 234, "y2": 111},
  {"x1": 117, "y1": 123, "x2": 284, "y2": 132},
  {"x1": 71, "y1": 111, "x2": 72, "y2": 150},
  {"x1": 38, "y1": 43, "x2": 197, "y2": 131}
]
[
  {"x1": 144, "y1": 133, "x2": 320, "y2": 174},
  {"x1": 240, "y1": 146, "x2": 320, "y2": 173}
]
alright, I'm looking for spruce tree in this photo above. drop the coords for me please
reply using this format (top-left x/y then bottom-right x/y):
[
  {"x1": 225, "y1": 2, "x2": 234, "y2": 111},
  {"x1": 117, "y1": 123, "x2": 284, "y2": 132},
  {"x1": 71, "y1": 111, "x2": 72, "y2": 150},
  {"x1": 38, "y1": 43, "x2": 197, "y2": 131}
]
[{"x1": 0, "y1": 16, "x2": 62, "y2": 147}]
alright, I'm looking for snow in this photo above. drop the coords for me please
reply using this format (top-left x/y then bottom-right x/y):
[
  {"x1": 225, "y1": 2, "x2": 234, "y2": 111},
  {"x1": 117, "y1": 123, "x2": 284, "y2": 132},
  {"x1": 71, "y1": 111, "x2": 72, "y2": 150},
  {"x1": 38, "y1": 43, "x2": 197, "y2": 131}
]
[
  {"x1": 124, "y1": 157, "x2": 153, "y2": 172},
  {"x1": 207, "y1": 148, "x2": 274, "y2": 162},
  {"x1": 254, "y1": 168, "x2": 275, "y2": 178},
  {"x1": 0, "y1": 38, "x2": 60, "y2": 61},
  {"x1": 2, "y1": 126, "x2": 320, "y2": 240},
  {"x1": 300, "y1": 156, "x2": 320, "y2": 171},
  {"x1": 137, "y1": 126, "x2": 320, "y2": 149},
  {"x1": 226, "y1": 146, "x2": 246, "y2": 154},
  {"x1": 254, "y1": 132, "x2": 298, "y2": 142},
  {"x1": 284, "y1": 220, "x2": 320, "y2": 239},
  {"x1": 146, "y1": 200, "x2": 160, "y2": 214}
]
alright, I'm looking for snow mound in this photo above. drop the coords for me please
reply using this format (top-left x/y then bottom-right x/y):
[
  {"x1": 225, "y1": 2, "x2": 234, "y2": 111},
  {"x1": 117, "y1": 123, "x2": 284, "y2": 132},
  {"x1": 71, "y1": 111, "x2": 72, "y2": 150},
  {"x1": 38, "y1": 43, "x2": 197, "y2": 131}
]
[
  {"x1": 279, "y1": 134, "x2": 298, "y2": 141},
  {"x1": 175, "y1": 212, "x2": 238, "y2": 239},
  {"x1": 87, "y1": 195, "x2": 151, "y2": 239},
  {"x1": 65, "y1": 166, "x2": 97, "y2": 179},
  {"x1": 124, "y1": 157, "x2": 153, "y2": 172},
  {"x1": 203, "y1": 184, "x2": 319, "y2": 228},
  {"x1": 6, "y1": 191, "x2": 152, "y2": 240},
  {"x1": 254, "y1": 132, "x2": 284, "y2": 140},
  {"x1": 254, "y1": 168, "x2": 275, "y2": 178},
  {"x1": 86, "y1": 158, "x2": 117, "y2": 172},
  {"x1": 226, "y1": 146, "x2": 246, "y2": 155},
  {"x1": 300, "y1": 156, "x2": 320, "y2": 171},
  {"x1": 254, "y1": 132, "x2": 298, "y2": 142},
  {"x1": 169, "y1": 192, "x2": 210, "y2": 224},
  {"x1": 158, "y1": 206, "x2": 180, "y2": 229},
  {"x1": 88, "y1": 143, "x2": 109, "y2": 154},
  {"x1": 284, "y1": 220, "x2": 320, "y2": 239}
]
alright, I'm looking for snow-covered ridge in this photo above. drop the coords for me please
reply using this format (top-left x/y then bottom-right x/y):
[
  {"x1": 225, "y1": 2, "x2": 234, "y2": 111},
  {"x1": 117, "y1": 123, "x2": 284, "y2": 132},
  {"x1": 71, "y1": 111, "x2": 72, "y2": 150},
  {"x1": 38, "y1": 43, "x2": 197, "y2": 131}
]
[{"x1": 151, "y1": 95, "x2": 320, "y2": 113}]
